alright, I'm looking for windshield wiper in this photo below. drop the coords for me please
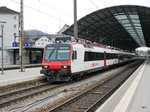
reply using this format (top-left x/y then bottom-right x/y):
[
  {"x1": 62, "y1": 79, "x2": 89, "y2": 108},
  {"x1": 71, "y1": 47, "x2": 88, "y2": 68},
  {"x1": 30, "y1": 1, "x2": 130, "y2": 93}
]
[{"x1": 47, "y1": 49, "x2": 55, "y2": 61}]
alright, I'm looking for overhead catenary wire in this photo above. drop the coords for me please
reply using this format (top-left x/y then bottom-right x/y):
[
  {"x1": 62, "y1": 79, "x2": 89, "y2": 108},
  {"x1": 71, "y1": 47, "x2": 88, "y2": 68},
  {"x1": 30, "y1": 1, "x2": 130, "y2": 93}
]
[
  {"x1": 0, "y1": 14, "x2": 53, "y2": 33},
  {"x1": 89, "y1": 0, "x2": 98, "y2": 9},
  {"x1": 39, "y1": 0, "x2": 72, "y2": 18},
  {"x1": 9, "y1": 0, "x2": 71, "y2": 24},
  {"x1": 99, "y1": 0, "x2": 106, "y2": 8}
]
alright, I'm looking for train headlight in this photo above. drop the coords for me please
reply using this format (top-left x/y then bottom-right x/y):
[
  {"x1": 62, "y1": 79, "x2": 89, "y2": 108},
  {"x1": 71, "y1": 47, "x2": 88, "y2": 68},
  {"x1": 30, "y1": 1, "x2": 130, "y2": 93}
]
[
  {"x1": 62, "y1": 65, "x2": 70, "y2": 69},
  {"x1": 42, "y1": 65, "x2": 49, "y2": 69}
]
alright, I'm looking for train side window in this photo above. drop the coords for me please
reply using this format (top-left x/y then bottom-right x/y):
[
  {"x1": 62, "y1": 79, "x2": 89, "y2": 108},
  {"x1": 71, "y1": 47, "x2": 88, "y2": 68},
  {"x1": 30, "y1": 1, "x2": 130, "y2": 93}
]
[
  {"x1": 72, "y1": 51, "x2": 77, "y2": 60},
  {"x1": 84, "y1": 51, "x2": 103, "y2": 61}
]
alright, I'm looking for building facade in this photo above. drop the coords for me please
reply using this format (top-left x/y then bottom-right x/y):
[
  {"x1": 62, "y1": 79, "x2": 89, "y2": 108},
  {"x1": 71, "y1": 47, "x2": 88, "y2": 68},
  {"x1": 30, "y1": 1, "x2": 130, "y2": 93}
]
[
  {"x1": 0, "y1": 7, "x2": 56, "y2": 65},
  {"x1": 0, "y1": 7, "x2": 48, "y2": 65},
  {"x1": 0, "y1": 6, "x2": 19, "y2": 65},
  {"x1": 34, "y1": 36, "x2": 53, "y2": 47}
]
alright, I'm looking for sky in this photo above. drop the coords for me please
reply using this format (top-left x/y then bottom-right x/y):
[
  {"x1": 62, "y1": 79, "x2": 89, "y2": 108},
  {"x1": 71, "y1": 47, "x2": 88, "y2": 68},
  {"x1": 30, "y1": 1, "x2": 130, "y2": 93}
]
[{"x1": 0, "y1": 0, "x2": 150, "y2": 34}]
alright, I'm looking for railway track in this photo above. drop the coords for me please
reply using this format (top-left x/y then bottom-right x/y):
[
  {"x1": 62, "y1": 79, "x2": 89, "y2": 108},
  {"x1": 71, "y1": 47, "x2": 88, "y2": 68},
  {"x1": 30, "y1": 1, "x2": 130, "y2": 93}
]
[
  {"x1": 0, "y1": 66, "x2": 107, "y2": 109},
  {"x1": 0, "y1": 82, "x2": 65, "y2": 108},
  {"x1": 48, "y1": 60, "x2": 143, "y2": 112},
  {"x1": 0, "y1": 60, "x2": 143, "y2": 111}
]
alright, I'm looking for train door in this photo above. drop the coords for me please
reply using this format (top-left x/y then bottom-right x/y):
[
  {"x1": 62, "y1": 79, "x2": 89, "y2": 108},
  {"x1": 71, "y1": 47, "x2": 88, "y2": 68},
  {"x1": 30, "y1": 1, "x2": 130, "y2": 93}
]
[
  {"x1": 71, "y1": 50, "x2": 78, "y2": 73},
  {"x1": 71, "y1": 48, "x2": 84, "y2": 73},
  {"x1": 104, "y1": 52, "x2": 107, "y2": 69}
]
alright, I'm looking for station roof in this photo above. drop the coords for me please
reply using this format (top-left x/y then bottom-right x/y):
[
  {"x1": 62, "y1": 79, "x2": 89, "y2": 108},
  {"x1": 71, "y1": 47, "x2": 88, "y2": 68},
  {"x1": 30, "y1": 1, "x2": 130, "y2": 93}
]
[
  {"x1": 0, "y1": 6, "x2": 19, "y2": 14},
  {"x1": 63, "y1": 5, "x2": 150, "y2": 51}
]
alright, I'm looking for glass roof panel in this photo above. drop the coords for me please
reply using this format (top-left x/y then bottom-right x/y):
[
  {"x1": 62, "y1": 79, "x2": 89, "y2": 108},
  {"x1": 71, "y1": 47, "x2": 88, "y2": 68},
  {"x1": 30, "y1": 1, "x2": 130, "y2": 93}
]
[
  {"x1": 115, "y1": 15, "x2": 127, "y2": 19},
  {"x1": 132, "y1": 20, "x2": 140, "y2": 23},
  {"x1": 130, "y1": 31, "x2": 136, "y2": 34},
  {"x1": 131, "y1": 34, "x2": 136, "y2": 36},
  {"x1": 135, "y1": 26, "x2": 141, "y2": 29},
  {"x1": 125, "y1": 27, "x2": 133, "y2": 30},
  {"x1": 123, "y1": 24, "x2": 131, "y2": 27},
  {"x1": 128, "y1": 29, "x2": 134, "y2": 31},
  {"x1": 133, "y1": 24, "x2": 141, "y2": 26},
  {"x1": 114, "y1": 14, "x2": 146, "y2": 46},
  {"x1": 129, "y1": 15, "x2": 139, "y2": 19},
  {"x1": 120, "y1": 20, "x2": 129, "y2": 24},
  {"x1": 137, "y1": 30, "x2": 142, "y2": 32}
]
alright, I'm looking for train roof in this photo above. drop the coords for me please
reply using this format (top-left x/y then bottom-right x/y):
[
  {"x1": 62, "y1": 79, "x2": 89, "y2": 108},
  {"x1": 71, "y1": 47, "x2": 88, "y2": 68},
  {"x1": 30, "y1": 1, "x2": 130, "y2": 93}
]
[
  {"x1": 53, "y1": 36, "x2": 135, "y2": 54},
  {"x1": 46, "y1": 42, "x2": 134, "y2": 55}
]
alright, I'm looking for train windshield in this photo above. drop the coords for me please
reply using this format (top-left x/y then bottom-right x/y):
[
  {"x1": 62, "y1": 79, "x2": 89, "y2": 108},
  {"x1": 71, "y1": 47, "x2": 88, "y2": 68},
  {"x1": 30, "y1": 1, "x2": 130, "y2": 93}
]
[{"x1": 44, "y1": 46, "x2": 70, "y2": 61}]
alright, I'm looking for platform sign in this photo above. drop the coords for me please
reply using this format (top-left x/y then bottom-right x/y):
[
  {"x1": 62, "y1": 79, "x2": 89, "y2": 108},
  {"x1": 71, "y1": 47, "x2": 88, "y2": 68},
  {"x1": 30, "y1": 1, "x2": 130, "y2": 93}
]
[
  {"x1": 23, "y1": 42, "x2": 32, "y2": 47},
  {"x1": 12, "y1": 42, "x2": 32, "y2": 47},
  {"x1": 27, "y1": 42, "x2": 32, "y2": 47},
  {"x1": 12, "y1": 42, "x2": 19, "y2": 47},
  {"x1": 23, "y1": 42, "x2": 28, "y2": 47}
]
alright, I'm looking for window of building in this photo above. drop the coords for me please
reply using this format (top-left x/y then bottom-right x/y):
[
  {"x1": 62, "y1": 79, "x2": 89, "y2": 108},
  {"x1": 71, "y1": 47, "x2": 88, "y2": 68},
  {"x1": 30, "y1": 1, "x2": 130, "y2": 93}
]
[
  {"x1": 14, "y1": 16, "x2": 16, "y2": 20},
  {"x1": 13, "y1": 24, "x2": 16, "y2": 28}
]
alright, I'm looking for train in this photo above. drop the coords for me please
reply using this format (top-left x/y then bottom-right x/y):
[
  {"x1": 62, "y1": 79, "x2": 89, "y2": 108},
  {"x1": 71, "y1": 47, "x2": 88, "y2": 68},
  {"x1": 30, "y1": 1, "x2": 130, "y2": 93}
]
[{"x1": 40, "y1": 40, "x2": 135, "y2": 82}]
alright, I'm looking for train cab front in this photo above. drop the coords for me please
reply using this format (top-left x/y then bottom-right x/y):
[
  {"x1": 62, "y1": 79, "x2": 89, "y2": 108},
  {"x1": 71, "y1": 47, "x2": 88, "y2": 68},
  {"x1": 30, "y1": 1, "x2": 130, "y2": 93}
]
[{"x1": 40, "y1": 44, "x2": 72, "y2": 82}]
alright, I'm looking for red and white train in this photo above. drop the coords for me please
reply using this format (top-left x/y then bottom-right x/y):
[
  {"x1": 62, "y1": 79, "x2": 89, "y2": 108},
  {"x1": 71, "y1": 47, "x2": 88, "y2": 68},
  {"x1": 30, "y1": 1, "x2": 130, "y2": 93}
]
[{"x1": 40, "y1": 41, "x2": 135, "y2": 82}]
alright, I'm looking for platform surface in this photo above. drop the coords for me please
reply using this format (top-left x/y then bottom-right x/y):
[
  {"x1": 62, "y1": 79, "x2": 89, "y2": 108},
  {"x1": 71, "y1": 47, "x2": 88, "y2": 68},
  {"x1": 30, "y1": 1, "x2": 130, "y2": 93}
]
[
  {"x1": 96, "y1": 58, "x2": 150, "y2": 112},
  {"x1": 0, "y1": 63, "x2": 41, "y2": 70},
  {"x1": 0, "y1": 67, "x2": 44, "y2": 87}
]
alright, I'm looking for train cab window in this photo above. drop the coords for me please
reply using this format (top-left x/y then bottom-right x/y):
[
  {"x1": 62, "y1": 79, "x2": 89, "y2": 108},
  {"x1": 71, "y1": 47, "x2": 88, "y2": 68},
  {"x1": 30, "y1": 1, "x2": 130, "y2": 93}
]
[
  {"x1": 57, "y1": 47, "x2": 70, "y2": 61},
  {"x1": 44, "y1": 46, "x2": 70, "y2": 61},
  {"x1": 72, "y1": 51, "x2": 77, "y2": 60},
  {"x1": 44, "y1": 47, "x2": 57, "y2": 61}
]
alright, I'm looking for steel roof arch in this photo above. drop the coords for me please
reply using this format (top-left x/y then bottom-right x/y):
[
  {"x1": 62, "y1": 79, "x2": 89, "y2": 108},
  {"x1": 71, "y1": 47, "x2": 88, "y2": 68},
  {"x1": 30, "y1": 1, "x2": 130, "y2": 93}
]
[{"x1": 63, "y1": 5, "x2": 150, "y2": 51}]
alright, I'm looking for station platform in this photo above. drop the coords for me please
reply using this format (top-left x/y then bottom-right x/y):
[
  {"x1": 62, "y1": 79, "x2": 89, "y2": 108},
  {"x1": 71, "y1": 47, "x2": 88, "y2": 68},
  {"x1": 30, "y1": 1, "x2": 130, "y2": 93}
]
[
  {"x1": 96, "y1": 58, "x2": 150, "y2": 112},
  {"x1": 0, "y1": 67, "x2": 44, "y2": 88},
  {"x1": 0, "y1": 63, "x2": 41, "y2": 70}
]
